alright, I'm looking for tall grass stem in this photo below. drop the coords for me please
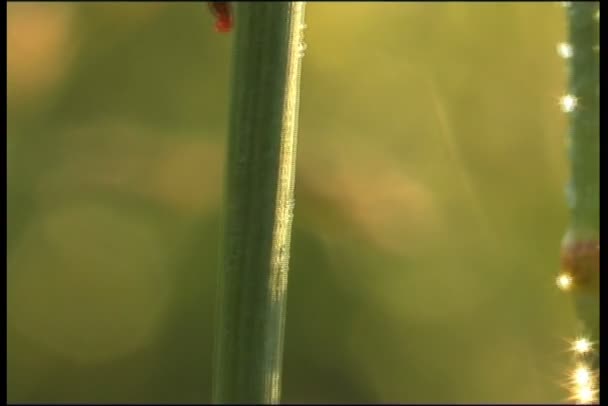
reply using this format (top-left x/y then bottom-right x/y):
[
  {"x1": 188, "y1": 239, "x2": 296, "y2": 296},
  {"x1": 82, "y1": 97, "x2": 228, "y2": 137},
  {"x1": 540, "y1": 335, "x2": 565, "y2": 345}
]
[{"x1": 212, "y1": 2, "x2": 306, "y2": 403}]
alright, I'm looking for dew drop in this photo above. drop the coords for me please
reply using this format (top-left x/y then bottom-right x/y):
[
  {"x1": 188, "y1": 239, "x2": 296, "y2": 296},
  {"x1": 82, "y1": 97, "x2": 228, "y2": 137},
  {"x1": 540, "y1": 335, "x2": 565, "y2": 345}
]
[
  {"x1": 559, "y1": 94, "x2": 578, "y2": 113},
  {"x1": 298, "y1": 41, "x2": 307, "y2": 58},
  {"x1": 557, "y1": 42, "x2": 573, "y2": 59}
]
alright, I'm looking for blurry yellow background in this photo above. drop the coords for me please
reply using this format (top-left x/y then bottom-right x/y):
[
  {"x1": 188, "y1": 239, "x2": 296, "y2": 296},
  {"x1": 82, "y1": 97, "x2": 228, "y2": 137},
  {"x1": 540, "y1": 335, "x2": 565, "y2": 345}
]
[{"x1": 7, "y1": 2, "x2": 577, "y2": 403}]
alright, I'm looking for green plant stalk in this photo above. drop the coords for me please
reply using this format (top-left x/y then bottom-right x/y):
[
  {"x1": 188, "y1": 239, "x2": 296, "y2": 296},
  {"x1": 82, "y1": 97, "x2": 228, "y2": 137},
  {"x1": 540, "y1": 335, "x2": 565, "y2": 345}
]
[
  {"x1": 212, "y1": 2, "x2": 306, "y2": 404},
  {"x1": 561, "y1": 2, "x2": 599, "y2": 368}
]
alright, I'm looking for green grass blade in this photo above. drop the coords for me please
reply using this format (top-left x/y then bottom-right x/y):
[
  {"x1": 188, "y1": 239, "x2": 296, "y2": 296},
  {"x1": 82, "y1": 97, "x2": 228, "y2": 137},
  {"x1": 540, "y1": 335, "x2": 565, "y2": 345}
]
[
  {"x1": 212, "y1": 2, "x2": 306, "y2": 404},
  {"x1": 558, "y1": 0, "x2": 599, "y2": 387}
]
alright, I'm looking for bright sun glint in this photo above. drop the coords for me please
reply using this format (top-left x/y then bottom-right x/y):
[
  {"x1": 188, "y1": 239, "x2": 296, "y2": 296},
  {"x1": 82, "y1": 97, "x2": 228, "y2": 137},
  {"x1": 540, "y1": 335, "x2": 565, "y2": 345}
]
[
  {"x1": 574, "y1": 385, "x2": 597, "y2": 404},
  {"x1": 573, "y1": 365, "x2": 592, "y2": 386},
  {"x1": 556, "y1": 273, "x2": 573, "y2": 290},
  {"x1": 559, "y1": 94, "x2": 578, "y2": 113},
  {"x1": 572, "y1": 338, "x2": 592, "y2": 354},
  {"x1": 557, "y1": 42, "x2": 573, "y2": 59}
]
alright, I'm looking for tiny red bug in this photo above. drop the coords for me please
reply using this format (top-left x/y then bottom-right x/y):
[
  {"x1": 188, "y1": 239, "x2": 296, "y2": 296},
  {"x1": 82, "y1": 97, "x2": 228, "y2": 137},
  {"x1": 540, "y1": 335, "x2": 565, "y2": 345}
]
[{"x1": 208, "y1": 2, "x2": 233, "y2": 33}]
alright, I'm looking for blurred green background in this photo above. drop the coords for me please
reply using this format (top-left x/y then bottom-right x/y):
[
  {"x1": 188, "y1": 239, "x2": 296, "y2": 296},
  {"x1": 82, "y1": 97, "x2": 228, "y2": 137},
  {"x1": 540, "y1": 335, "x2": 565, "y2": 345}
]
[{"x1": 7, "y1": 2, "x2": 579, "y2": 403}]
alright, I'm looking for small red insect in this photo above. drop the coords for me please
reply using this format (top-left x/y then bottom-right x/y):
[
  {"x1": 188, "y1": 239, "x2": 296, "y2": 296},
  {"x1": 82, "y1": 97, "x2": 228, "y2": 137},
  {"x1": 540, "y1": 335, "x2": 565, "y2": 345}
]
[
  {"x1": 560, "y1": 239, "x2": 599, "y2": 292},
  {"x1": 208, "y1": 2, "x2": 233, "y2": 33}
]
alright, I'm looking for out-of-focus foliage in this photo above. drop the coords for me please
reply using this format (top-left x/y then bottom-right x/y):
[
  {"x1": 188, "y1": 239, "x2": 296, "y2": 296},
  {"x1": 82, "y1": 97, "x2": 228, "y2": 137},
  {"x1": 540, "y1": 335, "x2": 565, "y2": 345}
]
[{"x1": 7, "y1": 2, "x2": 577, "y2": 403}]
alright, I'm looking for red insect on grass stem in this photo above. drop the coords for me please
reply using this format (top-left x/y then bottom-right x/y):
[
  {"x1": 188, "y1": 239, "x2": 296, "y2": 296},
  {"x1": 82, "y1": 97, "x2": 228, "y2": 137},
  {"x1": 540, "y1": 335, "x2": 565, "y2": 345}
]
[
  {"x1": 208, "y1": 2, "x2": 233, "y2": 33},
  {"x1": 560, "y1": 239, "x2": 600, "y2": 292}
]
